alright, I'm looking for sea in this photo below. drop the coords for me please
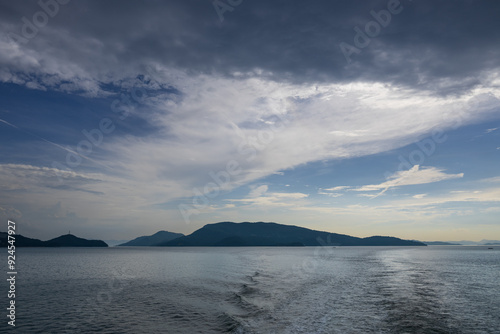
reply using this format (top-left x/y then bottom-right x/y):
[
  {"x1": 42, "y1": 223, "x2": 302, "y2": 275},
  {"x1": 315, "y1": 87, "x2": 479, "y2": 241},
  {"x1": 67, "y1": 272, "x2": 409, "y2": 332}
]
[{"x1": 4, "y1": 246, "x2": 500, "y2": 333}]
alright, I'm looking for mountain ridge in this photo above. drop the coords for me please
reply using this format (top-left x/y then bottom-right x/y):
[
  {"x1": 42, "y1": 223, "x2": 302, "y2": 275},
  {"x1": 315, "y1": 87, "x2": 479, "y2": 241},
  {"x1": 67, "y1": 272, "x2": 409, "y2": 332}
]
[
  {"x1": 159, "y1": 222, "x2": 426, "y2": 247},
  {"x1": 118, "y1": 230, "x2": 184, "y2": 246}
]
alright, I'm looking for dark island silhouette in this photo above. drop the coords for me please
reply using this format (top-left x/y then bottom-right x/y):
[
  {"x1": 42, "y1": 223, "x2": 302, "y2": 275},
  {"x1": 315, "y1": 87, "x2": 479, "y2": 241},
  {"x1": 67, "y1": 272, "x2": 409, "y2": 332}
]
[
  {"x1": 155, "y1": 222, "x2": 426, "y2": 247},
  {"x1": 0, "y1": 232, "x2": 108, "y2": 247},
  {"x1": 45, "y1": 234, "x2": 108, "y2": 247},
  {"x1": 118, "y1": 230, "x2": 184, "y2": 246}
]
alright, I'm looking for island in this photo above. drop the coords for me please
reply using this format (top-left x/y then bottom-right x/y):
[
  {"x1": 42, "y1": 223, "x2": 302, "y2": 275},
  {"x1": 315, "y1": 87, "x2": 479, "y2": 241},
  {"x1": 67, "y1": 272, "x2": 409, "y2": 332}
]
[
  {"x1": 156, "y1": 222, "x2": 426, "y2": 247},
  {"x1": 0, "y1": 232, "x2": 108, "y2": 247}
]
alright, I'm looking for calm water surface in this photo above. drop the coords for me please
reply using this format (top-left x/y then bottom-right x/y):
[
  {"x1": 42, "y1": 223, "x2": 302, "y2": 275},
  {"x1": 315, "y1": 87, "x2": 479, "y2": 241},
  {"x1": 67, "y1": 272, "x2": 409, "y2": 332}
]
[{"x1": 5, "y1": 246, "x2": 500, "y2": 333}]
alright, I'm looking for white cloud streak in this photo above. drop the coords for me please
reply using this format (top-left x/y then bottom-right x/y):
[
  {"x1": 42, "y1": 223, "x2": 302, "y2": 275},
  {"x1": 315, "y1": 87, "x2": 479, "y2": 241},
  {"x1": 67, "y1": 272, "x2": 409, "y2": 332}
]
[
  {"x1": 352, "y1": 165, "x2": 464, "y2": 198},
  {"x1": 228, "y1": 186, "x2": 308, "y2": 208}
]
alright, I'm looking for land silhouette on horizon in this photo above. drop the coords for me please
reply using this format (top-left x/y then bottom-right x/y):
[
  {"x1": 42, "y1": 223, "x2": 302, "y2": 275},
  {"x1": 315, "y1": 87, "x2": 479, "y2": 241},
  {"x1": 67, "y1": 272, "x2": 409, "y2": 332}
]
[
  {"x1": 5, "y1": 222, "x2": 500, "y2": 248},
  {"x1": 0, "y1": 232, "x2": 108, "y2": 247},
  {"x1": 119, "y1": 222, "x2": 427, "y2": 247},
  {"x1": 118, "y1": 230, "x2": 184, "y2": 246}
]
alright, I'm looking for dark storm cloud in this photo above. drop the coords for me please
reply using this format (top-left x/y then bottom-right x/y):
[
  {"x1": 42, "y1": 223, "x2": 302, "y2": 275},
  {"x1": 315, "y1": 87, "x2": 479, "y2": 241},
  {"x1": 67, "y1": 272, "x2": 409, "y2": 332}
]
[{"x1": 1, "y1": 0, "x2": 500, "y2": 94}]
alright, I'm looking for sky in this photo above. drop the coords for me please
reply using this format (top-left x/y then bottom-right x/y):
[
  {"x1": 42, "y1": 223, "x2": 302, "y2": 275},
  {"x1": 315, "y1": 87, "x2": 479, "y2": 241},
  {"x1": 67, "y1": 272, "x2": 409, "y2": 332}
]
[{"x1": 0, "y1": 0, "x2": 499, "y2": 242}]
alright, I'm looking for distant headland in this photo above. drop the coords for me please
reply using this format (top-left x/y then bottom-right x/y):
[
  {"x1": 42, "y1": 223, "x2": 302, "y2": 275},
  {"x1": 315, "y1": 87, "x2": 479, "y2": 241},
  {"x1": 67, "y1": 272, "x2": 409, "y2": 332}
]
[
  {"x1": 0, "y1": 232, "x2": 108, "y2": 247},
  {"x1": 118, "y1": 230, "x2": 184, "y2": 246}
]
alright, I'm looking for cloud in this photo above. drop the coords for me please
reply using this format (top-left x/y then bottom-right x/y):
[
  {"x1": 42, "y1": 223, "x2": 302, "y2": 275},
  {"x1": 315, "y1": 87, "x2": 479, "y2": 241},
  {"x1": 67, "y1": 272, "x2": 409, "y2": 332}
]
[
  {"x1": 413, "y1": 194, "x2": 428, "y2": 199},
  {"x1": 0, "y1": 118, "x2": 19, "y2": 128},
  {"x1": 480, "y1": 176, "x2": 500, "y2": 183},
  {"x1": 1, "y1": 1, "x2": 500, "y2": 96},
  {"x1": 385, "y1": 187, "x2": 500, "y2": 208},
  {"x1": 353, "y1": 165, "x2": 464, "y2": 198},
  {"x1": 318, "y1": 190, "x2": 344, "y2": 198},
  {"x1": 328, "y1": 131, "x2": 365, "y2": 137},
  {"x1": 97, "y1": 76, "x2": 497, "y2": 201},
  {"x1": 0, "y1": 1, "x2": 499, "y2": 202},
  {"x1": 485, "y1": 128, "x2": 498, "y2": 133},
  {"x1": 324, "y1": 186, "x2": 351, "y2": 192},
  {"x1": 357, "y1": 194, "x2": 377, "y2": 198},
  {"x1": 318, "y1": 187, "x2": 346, "y2": 197},
  {"x1": 0, "y1": 163, "x2": 102, "y2": 189},
  {"x1": 248, "y1": 185, "x2": 269, "y2": 198},
  {"x1": 288, "y1": 186, "x2": 500, "y2": 226},
  {"x1": 0, "y1": 163, "x2": 191, "y2": 237},
  {"x1": 228, "y1": 187, "x2": 308, "y2": 208},
  {"x1": 0, "y1": 205, "x2": 22, "y2": 220}
]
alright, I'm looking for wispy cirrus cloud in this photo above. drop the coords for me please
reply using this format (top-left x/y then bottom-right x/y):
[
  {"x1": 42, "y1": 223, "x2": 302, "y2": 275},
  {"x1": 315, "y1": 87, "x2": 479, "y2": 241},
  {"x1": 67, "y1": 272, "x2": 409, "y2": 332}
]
[
  {"x1": 353, "y1": 165, "x2": 464, "y2": 198},
  {"x1": 228, "y1": 185, "x2": 308, "y2": 208},
  {"x1": 384, "y1": 187, "x2": 500, "y2": 208},
  {"x1": 318, "y1": 166, "x2": 464, "y2": 199},
  {"x1": 319, "y1": 185, "x2": 351, "y2": 197},
  {"x1": 479, "y1": 176, "x2": 500, "y2": 183},
  {"x1": 485, "y1": 127, "x2": 498, "y2": 133},
  {"x1": 318, "y1": 189, "x2": 344, "y2": 198},
  {"x1": 324, "y1": 186, "x2": 350, "y2": 192}
]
